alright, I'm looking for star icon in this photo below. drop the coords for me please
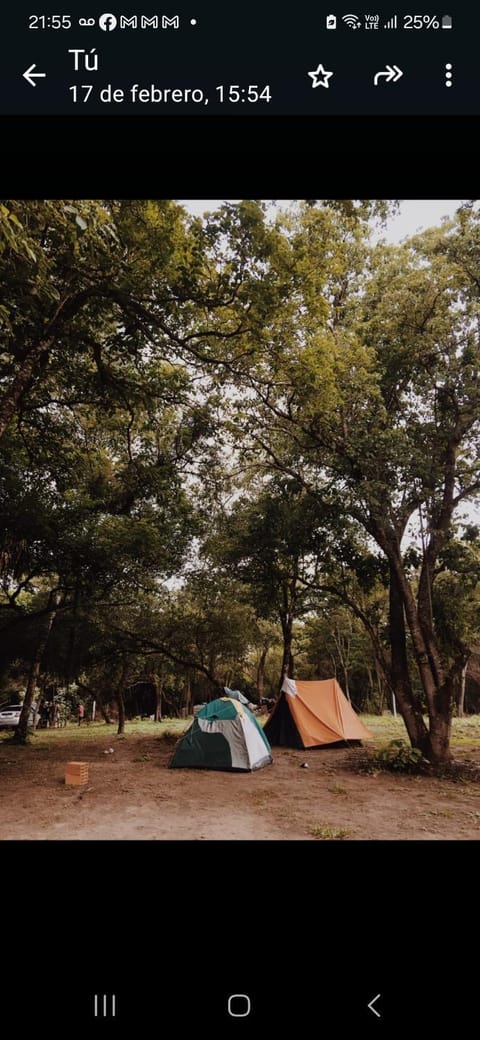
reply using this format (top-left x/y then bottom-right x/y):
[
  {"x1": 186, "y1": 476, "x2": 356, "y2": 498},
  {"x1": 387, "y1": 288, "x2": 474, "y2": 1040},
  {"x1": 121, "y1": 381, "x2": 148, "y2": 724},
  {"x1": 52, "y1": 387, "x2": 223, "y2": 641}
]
[{"x1": 308, "y1": 63, "x2": 334, "y2": 89}]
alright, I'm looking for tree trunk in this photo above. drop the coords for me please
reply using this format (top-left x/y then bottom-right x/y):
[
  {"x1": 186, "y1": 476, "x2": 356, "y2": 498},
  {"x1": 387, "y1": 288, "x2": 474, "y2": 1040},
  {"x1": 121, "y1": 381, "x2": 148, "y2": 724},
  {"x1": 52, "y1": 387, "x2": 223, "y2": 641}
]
[
  {"x1": 366, "y1": 666, "x2": 374, "y2": 713},
  {"x1": 343, "y1": 666, "x2": 350, "y2": 703},
  {"x1": 368, "y1": 519, "x2": 453, "y2": 763},
  {"x1": 386, "y1": 547, "x2": 454, "y2": 763},
  {"x1": 116, "y1": 662, "x2": 128, "y2": 735},
  {"x1": 97, "y1": 690, "x2": 112, "y2": 724},
  {"x1": 162, "y1": 688, "x2": 179, "y2": 717},
  {"x1": 256, "y1": 645, "x2": 268, "y2": 701},
  {"x1": 184, "y1": 674, "x2": 193, "y2": 715},
  {"x1": 321, "y1": 583, "x2": 393, "y2": 708},
  {"x1": 332, "y1": 624, "x2": 351, "y2": 701},
  {"x1": 14, "y1": 596, "x2": 58, "y2": 743},
  {"x1": 77, "y1": 681, "x2": 112, "y2": 724},
  {"x1": 154, "y1": 679, "x2": 163, "y2": 722},
  {"x1": 389, "y1": 565, "x2": 430, "y2": 755},
  {"x1": 64, "y1": 583, "x2": 80, "y2": 687},
  {"x1": 279, "y1": 613, "x2": 294, "y2": 689},
  {"x1": 426, "y1": 677, "x2": 454, "y2": 762},
  {"x1": 428, "y1": 713, "x2": 452, "y2": 762},
  {"x1": 455, "y1": 662, "x2": 468, "y2": 718},
  {"x1": 374, "y1": 660, "x2": 386, "y2": 714},
  {"x1": 116, "y1": 689, "x2": 126, "y2": 735},
  {"x1": 35, "y1": 684, "x2": 46, "y2": 729}
]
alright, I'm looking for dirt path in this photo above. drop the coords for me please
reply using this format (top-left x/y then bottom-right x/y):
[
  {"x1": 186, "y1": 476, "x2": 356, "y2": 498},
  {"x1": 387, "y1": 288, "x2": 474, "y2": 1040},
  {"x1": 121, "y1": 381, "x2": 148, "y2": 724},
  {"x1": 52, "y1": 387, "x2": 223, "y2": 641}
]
[{"x1": 1, "y1": 728, "x2": 480, "y2": 840}]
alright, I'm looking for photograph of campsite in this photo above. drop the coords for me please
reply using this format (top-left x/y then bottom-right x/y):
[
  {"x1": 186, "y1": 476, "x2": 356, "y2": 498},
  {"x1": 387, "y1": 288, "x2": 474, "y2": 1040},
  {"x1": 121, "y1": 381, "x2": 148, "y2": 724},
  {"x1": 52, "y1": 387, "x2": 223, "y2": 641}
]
[{"x1": 1, "y1": 199, "x2": 479, "y2": 839}]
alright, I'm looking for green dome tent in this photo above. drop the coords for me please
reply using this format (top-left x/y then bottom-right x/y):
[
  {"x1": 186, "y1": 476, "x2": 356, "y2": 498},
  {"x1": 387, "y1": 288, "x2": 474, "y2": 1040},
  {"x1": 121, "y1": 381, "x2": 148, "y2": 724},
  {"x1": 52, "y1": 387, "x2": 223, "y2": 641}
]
[{"x1": 169, "y1": 695, "x2": 273, "y2": 772}]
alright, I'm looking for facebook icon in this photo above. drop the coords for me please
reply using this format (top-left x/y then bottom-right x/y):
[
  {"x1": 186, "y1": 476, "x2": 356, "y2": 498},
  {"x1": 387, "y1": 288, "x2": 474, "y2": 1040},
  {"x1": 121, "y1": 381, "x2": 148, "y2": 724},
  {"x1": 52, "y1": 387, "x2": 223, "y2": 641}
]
[{"x1": 99, "y1": 13, "x2": 118, "y2": 30}]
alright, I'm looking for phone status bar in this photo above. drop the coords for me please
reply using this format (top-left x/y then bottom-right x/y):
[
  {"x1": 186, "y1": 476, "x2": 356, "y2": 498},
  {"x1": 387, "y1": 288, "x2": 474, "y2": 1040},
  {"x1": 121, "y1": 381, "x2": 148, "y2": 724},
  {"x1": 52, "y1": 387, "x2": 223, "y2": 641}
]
[{"x1": 323, "y1": 12, "x2": 453, "y2": 31}]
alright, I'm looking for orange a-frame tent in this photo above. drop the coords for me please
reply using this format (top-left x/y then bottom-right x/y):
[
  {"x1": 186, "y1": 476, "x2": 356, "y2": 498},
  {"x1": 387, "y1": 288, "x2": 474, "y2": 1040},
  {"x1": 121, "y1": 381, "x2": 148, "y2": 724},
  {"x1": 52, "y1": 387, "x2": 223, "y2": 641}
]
[{"x1": 263, "y1": 677, "x2": 373, "y2": 749}]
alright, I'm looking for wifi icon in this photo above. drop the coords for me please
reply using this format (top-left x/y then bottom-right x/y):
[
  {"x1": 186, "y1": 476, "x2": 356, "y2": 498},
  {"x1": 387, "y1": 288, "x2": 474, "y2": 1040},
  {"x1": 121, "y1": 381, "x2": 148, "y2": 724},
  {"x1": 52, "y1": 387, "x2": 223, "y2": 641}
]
[{"x1": 342, "y1": 13, "x2": 362, "y2": 28}]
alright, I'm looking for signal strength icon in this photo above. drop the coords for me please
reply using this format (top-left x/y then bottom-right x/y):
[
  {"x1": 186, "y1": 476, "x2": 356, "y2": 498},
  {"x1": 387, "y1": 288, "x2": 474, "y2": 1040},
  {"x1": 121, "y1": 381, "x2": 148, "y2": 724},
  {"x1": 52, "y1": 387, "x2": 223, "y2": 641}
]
[{"x1": 384, "y1": 15, "x2": 398, "y2": 28}]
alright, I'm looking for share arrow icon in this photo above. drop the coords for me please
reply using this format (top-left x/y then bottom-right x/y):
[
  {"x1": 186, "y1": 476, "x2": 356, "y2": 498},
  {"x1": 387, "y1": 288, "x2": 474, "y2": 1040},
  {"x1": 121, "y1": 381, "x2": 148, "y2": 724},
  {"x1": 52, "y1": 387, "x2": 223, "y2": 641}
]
[
  {"x1": 373, "y1": 64, "x2": 403, "y2": 86},
  {"x1": 23, "y1": 64, "x2": 47, "y2": 87}
]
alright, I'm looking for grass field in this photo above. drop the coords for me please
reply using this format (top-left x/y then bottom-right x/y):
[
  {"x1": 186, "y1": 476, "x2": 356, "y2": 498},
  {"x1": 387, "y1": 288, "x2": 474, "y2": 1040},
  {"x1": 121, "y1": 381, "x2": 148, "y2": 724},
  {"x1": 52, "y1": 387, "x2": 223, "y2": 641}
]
[
  {"x1": 1, "y1": 712, "x2": 480, "y2": 749},
  {"x1": 362, "y1": 713, "x2": 480, "y2": 747},
  {"x1": 0, "y1": 716, "x2": 188, "y2": 746}
]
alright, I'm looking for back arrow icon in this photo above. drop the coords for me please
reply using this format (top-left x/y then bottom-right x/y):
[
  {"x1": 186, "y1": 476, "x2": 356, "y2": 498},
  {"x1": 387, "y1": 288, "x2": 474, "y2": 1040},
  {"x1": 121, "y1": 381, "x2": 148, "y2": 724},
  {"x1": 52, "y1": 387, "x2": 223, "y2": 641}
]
[
  {"x1": 23, "y1": 64, "x2": 47, "y2": 87},
  {"x1": 367, "y1": 993, "x2": 382, "y2": 1018},
  {"x1": 374, "y1": 64, "x2": 403, "y2": 86}
]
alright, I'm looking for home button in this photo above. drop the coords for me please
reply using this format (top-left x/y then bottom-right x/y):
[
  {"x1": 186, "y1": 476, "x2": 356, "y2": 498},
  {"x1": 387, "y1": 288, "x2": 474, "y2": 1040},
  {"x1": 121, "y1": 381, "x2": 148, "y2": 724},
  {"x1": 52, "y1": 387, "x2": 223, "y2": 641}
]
[{"x1": 227, "y1": 994, "x2": 251, "y2": 1018}]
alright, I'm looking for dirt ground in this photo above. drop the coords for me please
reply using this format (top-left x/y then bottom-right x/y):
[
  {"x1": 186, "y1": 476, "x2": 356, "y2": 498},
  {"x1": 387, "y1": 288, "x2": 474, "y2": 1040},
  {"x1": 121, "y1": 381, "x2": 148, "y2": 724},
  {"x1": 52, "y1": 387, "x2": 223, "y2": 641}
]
[{"x1": 1, "y1": 722, "x2": 480, "y2": 840}]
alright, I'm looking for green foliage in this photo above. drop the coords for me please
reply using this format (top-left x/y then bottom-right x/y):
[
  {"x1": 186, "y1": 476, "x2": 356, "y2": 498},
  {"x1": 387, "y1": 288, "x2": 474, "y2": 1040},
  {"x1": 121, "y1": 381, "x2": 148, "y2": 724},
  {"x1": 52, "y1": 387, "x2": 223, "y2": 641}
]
[
  {"x1": 1, "y1": 200, "x2": 479, "y2": 764},
  {"x1": 208, "y1": 481, "x2": 321, "y2": 619},
  {"x1": 371, "y1": 740, "x2": 424, "y2": 773}
]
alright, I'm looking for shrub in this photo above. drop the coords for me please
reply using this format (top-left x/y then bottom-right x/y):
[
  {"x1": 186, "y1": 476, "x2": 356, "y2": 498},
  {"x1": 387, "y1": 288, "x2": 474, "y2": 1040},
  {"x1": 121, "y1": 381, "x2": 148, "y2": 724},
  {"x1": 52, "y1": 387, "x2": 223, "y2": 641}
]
[
  {"x1": 372, "y1": 739, "x2": 424, "y2": 773},
  {"x1": 310, "y1": 824, "x2": 352, "y2": 840}
]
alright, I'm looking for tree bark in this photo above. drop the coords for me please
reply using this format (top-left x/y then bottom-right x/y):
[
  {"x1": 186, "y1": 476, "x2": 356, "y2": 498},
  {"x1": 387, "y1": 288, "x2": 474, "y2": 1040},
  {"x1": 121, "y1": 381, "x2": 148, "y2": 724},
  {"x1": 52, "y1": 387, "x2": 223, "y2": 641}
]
[
  {"x1": 386, "y1": 545, "x2": 453, "y2": 762},
  {"x1": 14, "y1": 595, "x2": 59, "y2": 743},
  {"x1": 279, "y1": 612, "x2": 294, "y2": 689},
  {"x1": 343, "y1": 669, "x2": 351, "y2": 702},
  {"x1": 96, "y1": 689, "x2": 112, "y2": 724},
  {"x1": 116, "y1": 689, "x2": 126, "y2": 734},
  {"x1": 455, "y1": 661, "x2": 468, "y2": 718},
  {"x1": 256, "y1": 645, "x2": 268, "y2": 701},
  {"x1": 388, "y1": 565, "x2": 430, "y2": 754},
  {"x1": 64, "y1": 585, "x2": 80, "y2": 690},
  {"x1": 184, "y1": 673, "x2": 193, "y2": 715},
  {"x1": 374, "y1": 661, "x2": 386, "y2": 714},
  {"x1": 35, "y1": 678, "x2": 46, "y2": 730},
  {"x1": 377, "y1": 431, "x2": 469, "y2": 762},
  {"x1": 163, "y1": 690, "x2": 180, "y2": 717},
  {"x1": 428, "y1": 677, "x2": 454, "y2": 762},
  {"x1": 154, "y1": 679, "x2": 163, "y2": 722},
  {"x1": 366, "y1": 518, "x2": 453, "y2": 761},
  {"x1": 116, "y1": 662, "x2": 128, "y2": 735},
  {"x1": 332, "y1": 623, "x2": 351, "y2": 701}
]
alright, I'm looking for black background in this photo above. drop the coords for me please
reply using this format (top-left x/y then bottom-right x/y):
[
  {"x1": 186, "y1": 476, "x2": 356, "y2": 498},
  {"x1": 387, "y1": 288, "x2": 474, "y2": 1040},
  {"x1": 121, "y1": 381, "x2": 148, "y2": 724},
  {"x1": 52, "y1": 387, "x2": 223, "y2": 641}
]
[
  {"x1": 4, "y1": 841, "x2": 472, "y2": 1029},
  {"x1": 2, "y1": 113, "x2": 479, "y2": 195},
  {"x1": 1, "y1": 104, "x2": 476, "y2": 1031}
]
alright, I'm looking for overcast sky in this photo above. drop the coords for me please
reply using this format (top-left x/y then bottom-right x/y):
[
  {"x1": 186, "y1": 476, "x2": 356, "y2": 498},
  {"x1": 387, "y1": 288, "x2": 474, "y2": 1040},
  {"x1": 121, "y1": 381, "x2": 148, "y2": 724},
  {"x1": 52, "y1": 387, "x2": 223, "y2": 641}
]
[
  {"x1": 379, "y1": 200, "x2": 464, "y2": 241},
  {"x1": 180, "y1": 200, "x2": 465, "y2": 243}
]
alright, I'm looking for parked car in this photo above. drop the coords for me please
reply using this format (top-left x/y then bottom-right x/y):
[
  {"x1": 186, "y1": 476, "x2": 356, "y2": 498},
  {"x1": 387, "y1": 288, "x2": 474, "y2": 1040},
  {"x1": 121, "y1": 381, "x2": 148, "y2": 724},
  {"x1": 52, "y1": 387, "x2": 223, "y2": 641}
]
[{"x1": 0, "y1": 703, "x2": 39, "y2": 730}]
